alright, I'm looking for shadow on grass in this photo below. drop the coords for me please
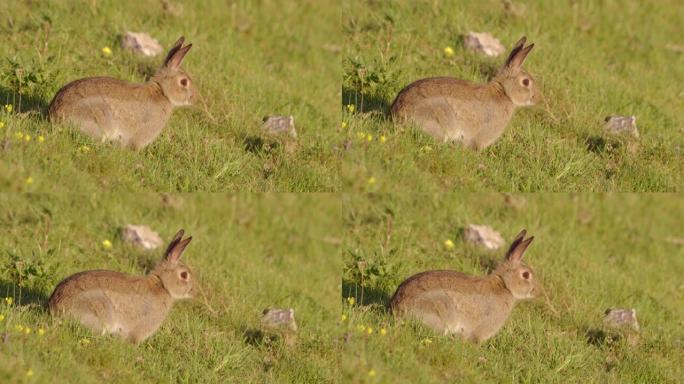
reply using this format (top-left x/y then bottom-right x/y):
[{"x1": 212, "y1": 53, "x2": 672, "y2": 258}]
[
  {"x1": 0, "y1": 279, "x2": 50, "y2": 309},
  {"x1": 585, "y1": 328, "x2": 623, "y2": 347},
  {"x1": 342, "y1": 278, "x2": 391, "y2": 312},
  {"x1": 476, "y1": 61, "x2": 500, "y2": 81},
  {"x1": 585, "y1": 136, "x2": 608, "y2": 154},
  {"x1": 0, "y1": 86, "x2": 49, "y2": 117},
  {"x1": 342, "y1": 86, "x2": 391, "y2": 118},
  {"x1": 243, "y1": 327, "x2": 271, "y2": 346},
  {"x1": 243, "y1": 135, "x2": 283, "y2": 154},
  {"x1": 242, "y1": 326, "x2": 294, "y2": 350}
]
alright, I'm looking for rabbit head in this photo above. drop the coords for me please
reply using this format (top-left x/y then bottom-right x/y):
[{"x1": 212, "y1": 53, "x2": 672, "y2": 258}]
[
  {"x1": 494, "y1": 229, "x2": 538, "y2": 300},
  {"x1": 495, "y1": 37, "x2": 539, "y2": 107},
  {"x1": 153, "y1": 37, "x2": 197, "y2": 106},
  {"x1": 152, "y1": 229, "x2": 195, "y2": 299}
]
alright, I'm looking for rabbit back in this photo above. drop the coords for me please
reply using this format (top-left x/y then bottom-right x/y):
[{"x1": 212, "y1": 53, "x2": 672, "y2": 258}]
[
  {"x1": 49, "y1": 270, "x2": 172, "y2": 343},
  {"x1": 391, "y1": 270, "x2": 513, "y2": 342},
  {"x1": 391, "y1": 77, "x2": 515, "y2": 149},
  {"x1": 49, "y1": 77, "x2": 172, "y2": 149}
]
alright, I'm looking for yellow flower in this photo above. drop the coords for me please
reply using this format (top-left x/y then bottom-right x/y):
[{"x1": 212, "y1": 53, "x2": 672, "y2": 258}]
[
  {"x1": 368, "y1": 369, "x2": 376, "y2": 378},
  {"x1": 444, "y1": 239, "x2": 455, "y2": 250},
  {"x1": 0, "y1": 314, "x2": 5, "y2": 321},
  {"x1": 24, "y1": 327, "x2": 32, "y2": 334},
  {"x1": 341, "y1": 121, "x2": 347, "y2": 129},
  {"x1": 0, "y1": 121, "x2": 4, "y2": 129},
  {"x1": 102, "y1": 46, "x2": 112, "y2": 56},
  {"x1": 4, "y1": 104, "x2": 13, "y2": 113},
  {"x1": 340, "y1": 314, "x2": 347, "y2": 322},
  {"x1": 346, "y1": 104, "x2": 355, "y2": 113},
  {"x1": 356, "y1": 324, "x2": 366, "y2": 332},
  {"x1": 421, "y1": 338, "x2": 433, "y2": 346},
  {"x1": 15, "y1": 324, "x2": 24, "y2": 332},
  {"x1": 38, "y1": 328, "x2": 45, "y2": 336},
  {"x1": 38, "y1": 135, "x2": 45, "y2": 143},
  {"x1": 420, "y1": 145, "x2": 433, "y2": 153},
  {"x1": 346, "y1": 297, "x2": 355, "y2": 306},
  {"x1": 366, "y1": 327, "x2": 373, "y2": 335},
  {"x1": 444, "y1": 46, "x2": 455, "y2": 58},
  {"x1": 4, "y1": 297, "x2": 12, "y2": 305},
  {"x1": 79, "y1": 338, "x2": 91, "y2": 345},
  {"x1": 79, "y1": 145, "x2": 90, "y2": 153},
  {"x1": 380, "y1": 328, "x2": 387, "y2": 336},
  {"x1": 379, "y1": 135, "x2": 387, "y2": 143},
  {"x1": 366, "y1": 134, "x2": 373, "y2": 142},
  {"x1": 15, "y1": 131, "x2": 23, "y2": 140},
  {"x1": 367, "y1": 177, "x2": 376, "y2": 186},
  {"x1": 26, "y1": 369, "x2": 34, "y2": 378},
  {"x1": 25, "y1": 134, "x2": 32, "y2": 142},
  {"x1": 102, "y1": 239, "x2": 113, "y2": 249},
  {"x1": 356, "y1": 132, "x2": 365, "y2": 140},
  {"x1": 25, "y1": 177, "x2": 34, "y2": 185}
]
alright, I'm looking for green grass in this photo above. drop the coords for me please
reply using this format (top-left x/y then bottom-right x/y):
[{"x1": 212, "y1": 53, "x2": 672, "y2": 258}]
[
  {"x1": 342, "y1": 0, "x2": 684, "y2": 192},
  {"x1": 342, "y1": 193, "x2": 684, "y2": 383},
  {"x1": 0, "y1": 0, "x2": 341, "y2": 192},
  {"x1": 0, "y1": 193, "x2": 341, "y2": 383}
]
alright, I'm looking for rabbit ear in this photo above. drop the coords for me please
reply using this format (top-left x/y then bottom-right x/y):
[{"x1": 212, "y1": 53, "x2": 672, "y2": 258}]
[
  {"x1": 164, "y1": 229, "x2": 189, "y2": 263},
  {"x1": 505, "y1": 40, "x2": 534, "y2": 71},
  {"x1": 163, "y1": 37, "x2": 192, "y2": 70},
  {"x1": 163, "y1": 37, "x2": 185, "y2": 64},
  {"x1": 506, "y1": 229, "x2": 534, "y2": 263},
  {"x1": 165, "y1": 235, "x2": 192, "y2": 264},
  {"x1": 503, "y1": 37, "x2": 526, "y2": 67}
]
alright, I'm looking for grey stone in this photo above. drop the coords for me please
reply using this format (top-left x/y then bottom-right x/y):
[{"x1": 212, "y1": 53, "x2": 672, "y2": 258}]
[
  {"x1": 463, "y1": 224, "x2": 505, "y2": 250},
  {"x1": 463, "y1": 32, "x2": 506, "y2": 57},
  {"x1": 261, "y1": 308, "x2": 297, "y2": 332},
  {"x1": 121, "y1": 32, "x2": 164, "y2": 57},
  {"x1": 604, "y1": 308, "x2": 640, "y2": 331},
  {"x1": 121, "y1": 225, "x2": 163, "y2": 250},
  {"x1": 262, "y1": 115, "x2": 297, "y2": 139},
  {"x1": 604, "y1": 115, "x2": 639, "y2": 138}
]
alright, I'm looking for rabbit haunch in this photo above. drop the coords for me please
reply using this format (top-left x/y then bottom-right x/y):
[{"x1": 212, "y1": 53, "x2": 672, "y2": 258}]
[
  {"x1": 48, "y1": 36, "x2": 196, "y2": 150},
  {"x1": 390, "y1": 229, "x2": 539, "y2": 343},
  {"x1": 391, "y1": 36, "x2": 539, "y2": 150},
  {"x1": 48, "y1": 229, "x2": 194, "y2": 344}
]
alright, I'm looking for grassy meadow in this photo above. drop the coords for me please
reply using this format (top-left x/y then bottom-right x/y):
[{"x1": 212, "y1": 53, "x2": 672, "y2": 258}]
[
  {"x1": 0, "y1": 193, "x2": 341, "y2": 383},
  {"x1": 342, "y1": 193, "x2": 684, "y2": 383},
  {"x1": 342, "y1": 0, "x2": 684, "y2": 192},
  {"x1": 0, "y1": 0, "x2": 341, "y2": 192}
]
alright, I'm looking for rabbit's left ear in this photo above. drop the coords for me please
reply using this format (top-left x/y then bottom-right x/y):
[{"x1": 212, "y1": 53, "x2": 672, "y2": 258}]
[
  {"x1": 506, "y1": 230, "x2": 534, "y2": 263},
  {"x1": 504, "y1": 38, "x2": 534, "y2": 71},
  {"x1": 165, "y1": 229, "x2": 192, "y2": 263},
  {"x1": 163, "y1": 37, "x2": 192, "y2": 70}
]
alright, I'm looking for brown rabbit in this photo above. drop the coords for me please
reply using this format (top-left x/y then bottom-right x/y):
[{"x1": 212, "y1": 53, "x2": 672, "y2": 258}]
[
  {"x1": 48, "y1": 229, "x2": 195, "y2": 344},
  {"x1": 390, "y1": 229, "x2": 538, "y2": 343},
  {"x1": 391, "y1": 37, "x2": 539, "y2": 150},
  {"x1": 48, "y1": 37, "x2": 196, "y2": 150}
]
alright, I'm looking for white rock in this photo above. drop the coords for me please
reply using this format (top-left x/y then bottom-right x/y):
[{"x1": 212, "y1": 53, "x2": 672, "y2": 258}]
[
  {"x1": 261, "y1": 308, "x2": 297, "y2": 332},
  {"x1": 604, "y1": 115, "x2": 639, "y2": 138},
  {"x1": 604, "y1": 308, "x2": 640, "y2": 331},
  {"x1": 463, "y1": 224, "x2": 505, "y2": 250},
  {"x1": 121, "y1": 225, "x2": 163, "y2": 250},
  {"x1": 263, "y1": 115, "x2": 297, "y2": 139},
  {"x1": 463, "y1": 32, "x2": 506, "y2": 57},
  {"x1": 121, "y1": 32, "x2": 164, "y2": 57}
]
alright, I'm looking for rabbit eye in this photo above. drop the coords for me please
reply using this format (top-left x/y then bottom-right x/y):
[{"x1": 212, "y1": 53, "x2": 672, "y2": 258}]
[
  {"x1": 180, "y1": 78, "x2": 189, "y2": 87},
  {"x1": 180, "y1": 271, "x2": 189, "y2": 280},
  {"x1": 522, "y1": 78, "x2": 530, "y2": 87},
  {"x1": 522, "y1": 271, "x2": 530, "y2": 279}
]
